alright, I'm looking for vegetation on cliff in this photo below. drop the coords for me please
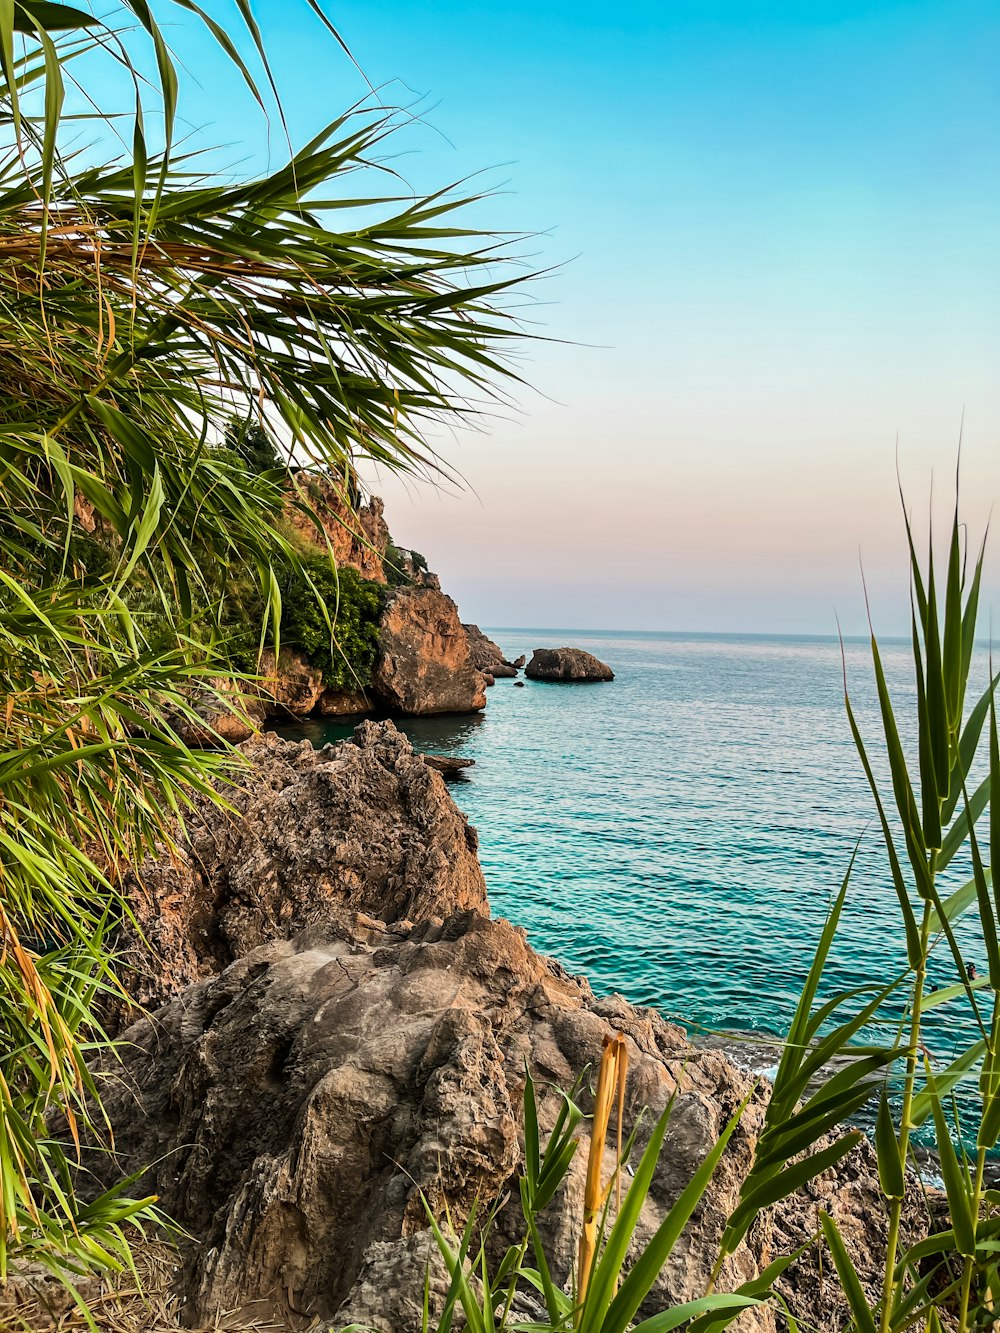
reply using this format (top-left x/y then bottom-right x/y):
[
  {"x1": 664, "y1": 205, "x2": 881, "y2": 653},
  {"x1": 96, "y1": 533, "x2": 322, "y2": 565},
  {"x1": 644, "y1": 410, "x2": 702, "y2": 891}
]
[{"x1": 0, "y1": 0, "x2": 531, "y2": 1293}]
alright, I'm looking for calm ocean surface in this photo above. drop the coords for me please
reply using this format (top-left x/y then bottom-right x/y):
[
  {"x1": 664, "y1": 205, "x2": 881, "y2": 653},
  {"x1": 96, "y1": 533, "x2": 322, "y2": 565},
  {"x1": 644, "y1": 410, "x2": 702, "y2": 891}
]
[{"x1": 276, "y1": 630, "x2": 993, "y2": 1145}]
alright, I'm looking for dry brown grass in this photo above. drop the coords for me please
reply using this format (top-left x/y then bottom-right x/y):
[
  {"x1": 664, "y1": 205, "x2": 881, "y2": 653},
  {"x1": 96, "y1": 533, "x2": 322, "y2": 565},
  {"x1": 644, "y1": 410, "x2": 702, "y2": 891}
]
[{"x1": 1, "y1": 1239, "x2": 294, "y2": 1333}]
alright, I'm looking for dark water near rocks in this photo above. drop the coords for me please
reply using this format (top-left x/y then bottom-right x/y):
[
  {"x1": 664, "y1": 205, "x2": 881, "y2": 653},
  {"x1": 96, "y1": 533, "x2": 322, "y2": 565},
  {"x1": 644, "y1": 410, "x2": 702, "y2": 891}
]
[{"x1": 275, "y1": 630, "x2": 995, "y2": 1149}]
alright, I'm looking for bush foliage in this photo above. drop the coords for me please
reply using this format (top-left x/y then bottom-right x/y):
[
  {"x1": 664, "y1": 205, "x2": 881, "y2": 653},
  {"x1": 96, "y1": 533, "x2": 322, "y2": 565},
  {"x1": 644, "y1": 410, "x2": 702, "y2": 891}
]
[{"x1": 277, "y1": 559, "x2": 384, "y2": 690}]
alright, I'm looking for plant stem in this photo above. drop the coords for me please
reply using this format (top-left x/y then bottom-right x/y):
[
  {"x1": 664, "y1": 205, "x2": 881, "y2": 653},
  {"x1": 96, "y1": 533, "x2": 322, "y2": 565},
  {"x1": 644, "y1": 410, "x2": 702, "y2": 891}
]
[
  {"x1": 956, "y1": 988, "x2": 1000, "y2": 1332},
  {"x1": 879, "y1": 901, "x2": 932, "y2": 1333},
  {"x1": 956, "y1": 1148, "x2": 986, "y2": 1333}
]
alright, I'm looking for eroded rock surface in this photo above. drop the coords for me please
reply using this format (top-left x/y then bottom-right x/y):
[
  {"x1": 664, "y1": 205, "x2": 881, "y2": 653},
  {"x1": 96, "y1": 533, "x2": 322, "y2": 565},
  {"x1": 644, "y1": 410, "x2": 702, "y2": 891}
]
[
  {"x1": 99, "y1": 730, "x2": 927, "y2": 1333},
  {"x1": 258, "y1": 646, "x2": 325, "y2": 717},
  {"x1": 284, "y1": 470, "x2": 390, "y2": 584},
  {"x1": 100, "y1": 913, "x2": 772, "y2": 1330},
  {"x1": 115, "y1": 723, "x2": 486, "y2": 1020},
  {"x1": 526, "y1": 647, "x2": 615, "y2": 682},
  {"x1": 316, "y1": 686, "x2": 372, "y2": 716},
  {"x1": 374, "y1": 589, "x2": 488, "y2": 715}
]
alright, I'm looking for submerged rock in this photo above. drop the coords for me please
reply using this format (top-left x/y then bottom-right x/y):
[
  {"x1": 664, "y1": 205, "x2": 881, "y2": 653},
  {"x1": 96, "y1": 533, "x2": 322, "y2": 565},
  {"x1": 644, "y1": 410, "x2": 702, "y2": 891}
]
[
  {"x1": 422, "y1": 753, "x2": 475, "y2": 777},
  {"x1": 374, "y1": 589, "x2": 488, "y2": 715},
  {"x1": 525, "y1": 647, "x2": 614, "y2": 682}
]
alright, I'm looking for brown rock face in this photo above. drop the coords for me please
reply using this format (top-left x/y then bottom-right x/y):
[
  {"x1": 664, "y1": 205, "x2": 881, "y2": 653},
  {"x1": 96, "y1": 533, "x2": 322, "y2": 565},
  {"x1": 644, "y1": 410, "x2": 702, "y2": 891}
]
[
  {"x1": 283, "y1": 470, "x2": 389, "y2": 583},
  {"x1": 97, "y1": 914, "x2": 767, "y2": 1329},
  {"x1": 374, "y1": 589, "x2": 487, "y2": 715},
  {"x1": 525, "y1": 647, "x2": 614, "y2": 681},
  {"x1": 316, "y1": 686, "x2": 371, "y2": 716},
  {"x1": 114, "y1": 723, "x2": 487, "y2": 1020},
  {"x1": 463, "y1": 624, "x2": 518, "y2": 677},
  {"x1": 257, "y1": 646, "x2": 325, "y2": 717},
  {"x1": 94, "y1": 728, "x2": 929, "y2": 1333}
]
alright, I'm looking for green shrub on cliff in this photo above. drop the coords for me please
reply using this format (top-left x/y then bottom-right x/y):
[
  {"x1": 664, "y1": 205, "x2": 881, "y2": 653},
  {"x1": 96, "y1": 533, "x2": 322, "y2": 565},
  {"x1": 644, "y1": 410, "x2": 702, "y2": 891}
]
[
  {"x1": 277, "y1": 560, "x2": 383, "y2": 689},
  {"x1": 384, "y1": 541, "x2": 430, "y2": 587}
]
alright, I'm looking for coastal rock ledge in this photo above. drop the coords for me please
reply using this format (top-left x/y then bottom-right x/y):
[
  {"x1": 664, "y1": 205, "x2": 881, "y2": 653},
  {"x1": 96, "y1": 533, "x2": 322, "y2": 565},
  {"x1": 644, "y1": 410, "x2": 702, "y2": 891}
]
[
  {"x1": 114, "y1": 723, "x2": 486, "y2": 1021},
  {"x1": 92, "y1": 725, "x2": 925, "y2": 1333},
  {"x1": 525, "y1": 646, "x2": 615, "y2": 681}
]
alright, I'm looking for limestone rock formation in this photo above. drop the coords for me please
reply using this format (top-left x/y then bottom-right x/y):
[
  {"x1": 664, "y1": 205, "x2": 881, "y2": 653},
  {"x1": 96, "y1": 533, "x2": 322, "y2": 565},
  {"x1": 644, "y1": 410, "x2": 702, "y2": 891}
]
[
  {"x1": 463, "y1": 623, "x2": 519, "y2": 678},
  {"x1": 525, "y1": 647, "x2": 615, "y2": 682},
  {"x1": 97, "y1": 913, "x2": 765, "y2": 1329},
  {"x1": 114, "y1": 723, "x2": 487, "y2": 1020},
  {"x1": 96, "y1": 905, "x2": 927, "y2": 1333},
  {"x1": 92, "y1": 729, "x2": 927, "y2": 1333},
  {"x1": 283, "y1": 470, "x2": 389, "y2": 583},
  {"x1": 374, "y1": 588, "x2": 488, "y2": 715}
]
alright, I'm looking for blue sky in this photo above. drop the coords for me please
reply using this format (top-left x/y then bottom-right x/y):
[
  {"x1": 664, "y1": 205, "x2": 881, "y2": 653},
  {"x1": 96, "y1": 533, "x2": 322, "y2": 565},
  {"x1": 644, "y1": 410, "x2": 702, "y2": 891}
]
[{"x1": 121, "y1": 0, "x2": 1000, "y2": 632}]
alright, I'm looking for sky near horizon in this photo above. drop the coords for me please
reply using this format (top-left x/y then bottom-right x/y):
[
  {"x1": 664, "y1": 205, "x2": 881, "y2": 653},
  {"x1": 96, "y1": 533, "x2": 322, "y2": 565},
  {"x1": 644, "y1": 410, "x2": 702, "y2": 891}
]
[{"x1": 151, "y1": 0, "x2": 999, "y2": 634}]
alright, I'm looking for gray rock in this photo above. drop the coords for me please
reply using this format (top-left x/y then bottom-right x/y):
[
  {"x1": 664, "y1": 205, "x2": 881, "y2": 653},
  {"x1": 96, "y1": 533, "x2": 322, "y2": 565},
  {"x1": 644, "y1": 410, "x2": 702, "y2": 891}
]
[
  {"x1": 93, "y1": 908, "x2": 927, "y2": 1333},
  {"x1": 525, "y1": 647, "x2": 614, "y2": 682},
  {"x1": 112, "y1": 723, "x2": 486, "y2": 1025},
  {"x1": 95, "y1": 913, "x2": 768, "y2": 1329},
  {"x1": 463, "y1": 624, "x2": 518, "y2": 676}
]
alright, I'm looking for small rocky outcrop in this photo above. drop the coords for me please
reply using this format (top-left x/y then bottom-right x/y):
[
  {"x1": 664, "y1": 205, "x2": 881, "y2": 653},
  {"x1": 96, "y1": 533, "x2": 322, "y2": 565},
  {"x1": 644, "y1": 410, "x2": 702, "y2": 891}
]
[
  {"x1": 463, "y1": 624, "x2": 519, "y2": 678},
  {"x1": 525, "y1": 647, "x2": 614, "y2": 682},
  {"x1": 423, "y1": 753, "x2": 475, "y2": 777},
  {"x1": 257, "y1": 646, "x2": 325, "y2": 716},
  {"x1": 316, "y1": 686, "x2": 371, "y2": 716},
  {"x1": 374, "y1": 589, "x2": 488, "y2": 715},
  {"x1": 115, "y1": 723, "x2": 486, "y2": 1021}
]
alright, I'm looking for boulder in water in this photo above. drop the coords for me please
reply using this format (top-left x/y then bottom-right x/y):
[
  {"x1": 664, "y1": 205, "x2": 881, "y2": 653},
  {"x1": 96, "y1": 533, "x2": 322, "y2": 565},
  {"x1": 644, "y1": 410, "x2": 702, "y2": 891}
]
[{"x1": 525, "y1": 647, "x2": 614, "y2": 682}]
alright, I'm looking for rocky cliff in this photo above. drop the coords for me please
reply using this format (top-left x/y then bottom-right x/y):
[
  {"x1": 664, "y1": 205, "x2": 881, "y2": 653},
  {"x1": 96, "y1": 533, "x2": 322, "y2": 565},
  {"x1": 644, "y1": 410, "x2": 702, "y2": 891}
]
[
  {"x1": 92, "y1": 725, "x2": 928, "y2": 1333},
  {"x1": 373, "y1": 588, "x2": 488, "y2": 715},
  {"x1": 284, "y1": 469, "x2": 390, "y2": 584},
  {"x1": 115, "y1": 724, "x2": 486, "y2": 1022}
]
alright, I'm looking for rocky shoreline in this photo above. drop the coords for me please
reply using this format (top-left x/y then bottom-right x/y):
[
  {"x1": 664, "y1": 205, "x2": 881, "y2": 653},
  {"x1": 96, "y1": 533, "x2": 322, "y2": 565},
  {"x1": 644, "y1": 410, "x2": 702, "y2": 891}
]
[{"x1": 78, "y1": 722, "x2": 929, "y2": 1333}]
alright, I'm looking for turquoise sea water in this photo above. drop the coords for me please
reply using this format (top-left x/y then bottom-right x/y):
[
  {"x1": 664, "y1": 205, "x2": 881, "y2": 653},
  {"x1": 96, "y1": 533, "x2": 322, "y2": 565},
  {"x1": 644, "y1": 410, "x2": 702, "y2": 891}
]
[{"x1": 276, "y1": 630, "x2": 992, "y2": 1144}]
